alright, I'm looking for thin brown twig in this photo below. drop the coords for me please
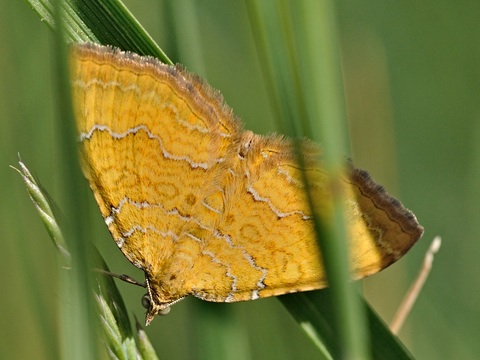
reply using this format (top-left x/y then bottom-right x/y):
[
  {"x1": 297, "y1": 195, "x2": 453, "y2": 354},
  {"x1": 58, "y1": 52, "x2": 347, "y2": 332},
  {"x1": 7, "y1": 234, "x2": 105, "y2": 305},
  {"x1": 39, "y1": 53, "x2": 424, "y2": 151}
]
[{"x1": 390, "y1": 236, "x2": 442, "y2": 334}]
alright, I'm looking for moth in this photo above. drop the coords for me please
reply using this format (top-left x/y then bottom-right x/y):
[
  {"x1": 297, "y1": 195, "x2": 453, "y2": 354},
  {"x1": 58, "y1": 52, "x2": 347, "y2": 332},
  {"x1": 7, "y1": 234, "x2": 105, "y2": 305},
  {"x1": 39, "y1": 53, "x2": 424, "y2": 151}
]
[{"x1": 70, "y1": 43, "x2": 423, "y2": 325}]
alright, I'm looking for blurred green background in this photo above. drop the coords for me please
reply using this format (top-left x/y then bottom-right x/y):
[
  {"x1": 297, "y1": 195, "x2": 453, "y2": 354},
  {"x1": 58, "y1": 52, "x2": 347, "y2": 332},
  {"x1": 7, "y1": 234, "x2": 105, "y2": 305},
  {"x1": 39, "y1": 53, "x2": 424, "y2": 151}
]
[{"x1": 1, "y1": 1, "x2": 479, "y2": 359}]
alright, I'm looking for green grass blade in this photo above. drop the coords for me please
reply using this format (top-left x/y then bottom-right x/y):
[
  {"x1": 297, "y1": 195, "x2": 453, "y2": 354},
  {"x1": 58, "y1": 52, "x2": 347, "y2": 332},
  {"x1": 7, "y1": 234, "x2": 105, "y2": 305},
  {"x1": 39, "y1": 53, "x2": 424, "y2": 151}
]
[
  {"x1": 14, "y1": 158, "x2": 160, "y2": 359},
  {"x1": 246, "y1": 0, "x2": 366, "y2": 357},
  {"x1": 136, "y1": 320, "x2": 160, "y2": 360},
  {"x1": 12, "y1": 158, "x2": 70, "y2": 262},
  {"x1": 23, "y1": 0, "x2": 172, "y2": 63},
  {"x1": 52, "y1": 1, "x2": 100, "y2": 358},
  {"x1": 245, "y1": 1, "x2": 414, "y2": 359},
  {"x1": 294, "y1": 1, "x2": 370, "y2": 358},
  {"x1": 280, "y1": 290, "x2": 414, "y2": 360}
]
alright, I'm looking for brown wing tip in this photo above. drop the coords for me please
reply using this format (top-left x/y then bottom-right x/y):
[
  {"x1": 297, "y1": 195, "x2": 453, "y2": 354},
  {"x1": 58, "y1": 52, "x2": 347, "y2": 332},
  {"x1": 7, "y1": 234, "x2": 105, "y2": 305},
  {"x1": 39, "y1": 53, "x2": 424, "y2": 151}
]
[{"x1": 347, "y1": 161, "x2": 424, "y2": 257}]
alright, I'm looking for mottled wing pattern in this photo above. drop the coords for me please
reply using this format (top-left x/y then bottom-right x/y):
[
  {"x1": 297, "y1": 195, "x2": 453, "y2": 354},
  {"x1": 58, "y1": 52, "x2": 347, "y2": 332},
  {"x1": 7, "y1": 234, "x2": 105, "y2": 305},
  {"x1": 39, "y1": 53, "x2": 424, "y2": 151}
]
[
  {"x1": 71, "y1": 43, "x2": 240, "y2": 273},
  {"x1": 70, "y1": 43, "x2": 423, "y2": 322},
  {"x1": 157, "y1": 134, "x2": 325, "y2": 303},
  {"x1": 180, "y1": 135, "x2": 423, "y2": 303}
]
